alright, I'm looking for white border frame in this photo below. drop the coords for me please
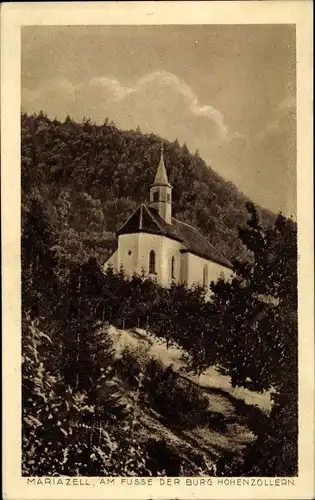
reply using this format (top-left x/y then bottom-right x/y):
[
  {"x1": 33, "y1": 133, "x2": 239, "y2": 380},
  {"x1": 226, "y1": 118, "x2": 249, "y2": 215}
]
[{"x1": 1, "y1": 2, "x2": 314, "y2": 499}]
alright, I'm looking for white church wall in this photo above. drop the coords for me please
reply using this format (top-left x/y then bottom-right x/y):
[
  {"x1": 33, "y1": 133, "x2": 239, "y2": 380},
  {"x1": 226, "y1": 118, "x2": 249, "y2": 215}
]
[
  {"x1": 160, "y1": 236, "x2": 184, "y2": 285},
  {"x1": 104, "y1": 232, "x2": 233, "y2": 291},
  {"x1": 137, "y1": 233, "x2": 184, "y2": 287},
  {"x1": 116, "y1": 233, "x2": 141, "y2": 278},
  {"x1": 137, "y1": 232, "x2": 163, "y2": 281},
  {"x1": 180, "y1": 251, "x2": 189, "y2": 284},
  {"x1": 110, "y1": 232, "x2": 165, "y2": 281},
  {"x1": 104, "y1": 232, "x2": 186, "y2": 285},
  {"x1": 186, "y1": 252, "x2": 233, "y2": 290}
]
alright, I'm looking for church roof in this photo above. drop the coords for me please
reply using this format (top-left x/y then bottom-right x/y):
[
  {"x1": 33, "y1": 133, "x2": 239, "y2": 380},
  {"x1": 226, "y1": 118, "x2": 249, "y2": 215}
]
[
  {"x1": 117, "y1": 204, "x2": 232, "y2": 269},
  {"x1": 152, "y1": 143, "x2": 172, "y2": 187}
]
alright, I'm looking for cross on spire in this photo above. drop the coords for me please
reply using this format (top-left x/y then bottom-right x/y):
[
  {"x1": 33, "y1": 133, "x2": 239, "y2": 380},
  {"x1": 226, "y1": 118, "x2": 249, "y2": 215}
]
[{"x1": 159, "y1": 141, "x2": 164, "y2": 165}]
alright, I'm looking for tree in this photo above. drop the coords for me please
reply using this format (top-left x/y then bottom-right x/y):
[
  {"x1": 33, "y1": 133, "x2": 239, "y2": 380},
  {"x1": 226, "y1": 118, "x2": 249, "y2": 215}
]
[
  {"x1": 22, "y1": 312, "x2": 151, "y2": 477},
  {"x1": 210, "y1": 203, "x2": 298, "y2": 475},
  {"x1": 150, "y1": 286, "x2": 175, "y2": 349},
  {"x1": 22, "y1": 195, "x2": 60, "y2": 318},
  {"x1": 22, "y1": 313, "x2": 97, "y2": 476}
]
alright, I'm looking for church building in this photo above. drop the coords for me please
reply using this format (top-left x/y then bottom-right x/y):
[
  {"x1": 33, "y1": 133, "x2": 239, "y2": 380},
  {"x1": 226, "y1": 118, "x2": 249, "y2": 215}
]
[{"x1": 104, "y1": 144, "x2": 233, "y2": 289}]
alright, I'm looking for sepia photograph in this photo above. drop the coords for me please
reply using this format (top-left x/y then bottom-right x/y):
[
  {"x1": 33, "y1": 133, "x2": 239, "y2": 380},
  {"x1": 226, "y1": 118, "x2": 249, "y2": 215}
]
[
  {"x1": 1, "y1": 2, "x2": 314, "y2": 499},
  {"x1": 20, "y1": 22, "x2": 298, "y2": 477}
]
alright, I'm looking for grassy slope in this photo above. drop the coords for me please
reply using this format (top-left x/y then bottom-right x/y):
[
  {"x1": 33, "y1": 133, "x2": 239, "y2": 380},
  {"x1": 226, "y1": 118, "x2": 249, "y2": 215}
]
[{"x1": 106, "y1": 325, "x2": 271, "y2": 469}]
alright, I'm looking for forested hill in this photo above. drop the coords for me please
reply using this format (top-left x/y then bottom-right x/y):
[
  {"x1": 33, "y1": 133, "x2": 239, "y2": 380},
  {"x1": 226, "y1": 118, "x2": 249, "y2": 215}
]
[{"x1": 21, "y1": 112, "x2": 275, "y2": 265}]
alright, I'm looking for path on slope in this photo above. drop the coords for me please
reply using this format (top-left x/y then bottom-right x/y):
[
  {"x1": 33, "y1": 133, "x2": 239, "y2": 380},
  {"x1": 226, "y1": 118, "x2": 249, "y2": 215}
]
[{"x1": 107, "y1": 325, "x2": 271, "y2": 467}]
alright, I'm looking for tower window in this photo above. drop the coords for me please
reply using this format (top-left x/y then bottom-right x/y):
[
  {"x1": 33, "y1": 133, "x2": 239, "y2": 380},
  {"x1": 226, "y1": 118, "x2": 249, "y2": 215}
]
[
  {"x1": 171, "y1": 256, "x2": 175, "y2": 280},
  {"x1": 149, "y1": 250, "x2": 156, "y2": 274},
  {"x1": 153, "y1": 191, "x2": 159, "y2": 202},
  {"x1": 167, "y1": 193, "x2": 171, "y2": 202},
  {"x1": 203, "y1": 265, "x2": 208, "y2": 287}
]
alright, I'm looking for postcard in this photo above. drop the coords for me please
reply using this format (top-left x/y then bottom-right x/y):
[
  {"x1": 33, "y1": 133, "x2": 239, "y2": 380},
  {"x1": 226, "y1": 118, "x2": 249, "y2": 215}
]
[{"x1": 1, "y1": 1, "x2": 314, "y2": 499}]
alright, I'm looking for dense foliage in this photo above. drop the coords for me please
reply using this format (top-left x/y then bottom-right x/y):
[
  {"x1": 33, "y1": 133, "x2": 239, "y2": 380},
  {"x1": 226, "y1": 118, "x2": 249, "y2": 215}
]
[
  {"x1": 116, "y1": 349, "x2": 210, "y2": 429},
  {"x1": 22, "y1": 112, "x2": 297, "y2": 477},
  {"x1": 22, "y1": 111, "x2": 274, "y2": 266},
  {"x1": 209, "y1": 203, "x2": 298, "y2": 476},
  {"x1": 21, "y1": 193, "x2": 217, "y2": 475}
]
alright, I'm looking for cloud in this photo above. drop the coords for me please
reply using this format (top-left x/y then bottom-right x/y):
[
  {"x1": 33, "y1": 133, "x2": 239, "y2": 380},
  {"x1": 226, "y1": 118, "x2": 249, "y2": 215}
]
[
  {"x1": 90, "y1": 77, "x2": 133, "y2": 101},
  {"x1": 134, "y1": 71, "x2": 227, "y2": 136},
  {"x1": 92, "y1": 71, "x2": 227, "y2": 135},
  {"x1": 22, "y1": 70, "x2": 228, "y2": 143}
]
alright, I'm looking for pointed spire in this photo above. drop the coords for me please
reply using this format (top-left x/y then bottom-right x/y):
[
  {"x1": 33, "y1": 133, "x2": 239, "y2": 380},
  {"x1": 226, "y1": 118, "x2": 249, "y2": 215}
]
[{"x1": 152, "y1": 141, "x2": 171, "y2": 187}]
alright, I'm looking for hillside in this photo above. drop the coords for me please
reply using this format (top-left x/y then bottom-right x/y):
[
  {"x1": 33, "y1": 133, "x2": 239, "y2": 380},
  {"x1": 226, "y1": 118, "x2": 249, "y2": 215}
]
[
  {"x1": 21, "y1": 112, "x2": 275, "y2": 266},
  {"x1": 110, "y1": 325, "x2": 272, "y2": 411},
  {"x1": 100, "y1": 324, "x2": 272, "y2": 474},
  {"x1": 22, "y1": 182, "x2": 297, "y2": 476}
]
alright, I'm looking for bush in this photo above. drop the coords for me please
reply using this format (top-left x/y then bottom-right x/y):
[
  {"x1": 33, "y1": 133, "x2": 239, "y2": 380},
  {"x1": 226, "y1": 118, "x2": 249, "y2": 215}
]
[
  {"x1": 143, "y1": 360, "x2": 209, "y2": 429},
  {"x1": 145, "y1": 438, "x2": 182, "y2": 476},
  {"x1": 22, "y1": 314, "x2": 152, "y2": 476},
  {"x1": 114, "y1": 343, "x2": 150, "y2": 388},
  {"x1": 145, "y1": 438, "x2": 216, "y2": 476},
  {"x1": 114, "y1": 350, "x2": 210, "y2": 430}
]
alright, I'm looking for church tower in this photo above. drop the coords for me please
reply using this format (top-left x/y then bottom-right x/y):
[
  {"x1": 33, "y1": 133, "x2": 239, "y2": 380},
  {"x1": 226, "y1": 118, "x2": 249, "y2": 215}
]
[{"x1": 149, "y1": 143, "x2": 173, "y2": 225}]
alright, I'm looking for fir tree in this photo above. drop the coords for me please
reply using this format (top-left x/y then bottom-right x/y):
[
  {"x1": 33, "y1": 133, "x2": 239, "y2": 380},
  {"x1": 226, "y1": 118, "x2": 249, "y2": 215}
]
[{"x1": 210, "y1": 204, "x2": 298, "y2": 475}]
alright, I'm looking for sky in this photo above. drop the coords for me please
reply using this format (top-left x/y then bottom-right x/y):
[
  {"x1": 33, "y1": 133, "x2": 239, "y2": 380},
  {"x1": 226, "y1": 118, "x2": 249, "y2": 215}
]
[{"x1": 21, "y1": 25, "x2": 296, "y2": 217}]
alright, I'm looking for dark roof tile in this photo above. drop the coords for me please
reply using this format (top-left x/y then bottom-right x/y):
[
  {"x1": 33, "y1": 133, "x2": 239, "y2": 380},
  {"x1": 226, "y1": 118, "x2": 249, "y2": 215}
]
[{"x1": 117, "y1": 204, "x2": 232, "y2": 269}]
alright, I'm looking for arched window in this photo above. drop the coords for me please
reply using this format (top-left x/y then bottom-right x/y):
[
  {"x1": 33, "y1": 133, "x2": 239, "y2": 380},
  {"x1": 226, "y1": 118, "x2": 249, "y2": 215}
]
[
  {"x1": 171, "y1": 256, "x2": 175, "y2": 280},
  {"x1": 153, "y1": 191, "x2": 159, "y2": 202},
  {"x1": 149, "y1": 250, "x2": 156, "y2": 274},
  {"x1": 203, "y1": 265, "x2": 208, "y2": 287}
]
